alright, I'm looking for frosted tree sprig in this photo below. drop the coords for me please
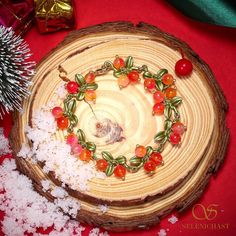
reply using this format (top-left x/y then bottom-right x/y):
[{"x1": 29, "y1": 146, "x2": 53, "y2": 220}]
[{"x1": 0, "y1": 26, "x2": 35, "y2": 118}]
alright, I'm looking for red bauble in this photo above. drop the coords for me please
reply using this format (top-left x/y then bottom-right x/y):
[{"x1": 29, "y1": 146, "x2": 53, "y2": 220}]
[{"x1": 175, "y1": 58, "x2": 193, "y2": 77}]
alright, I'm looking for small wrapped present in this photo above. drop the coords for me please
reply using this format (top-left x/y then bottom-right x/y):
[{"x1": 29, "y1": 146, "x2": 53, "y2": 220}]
[
  {"x1": 35, "y1": 0, "x2": 75, "y2": 33},
  {"x1": 0, "y1": 0, "x2": 34, "y2": 35}
]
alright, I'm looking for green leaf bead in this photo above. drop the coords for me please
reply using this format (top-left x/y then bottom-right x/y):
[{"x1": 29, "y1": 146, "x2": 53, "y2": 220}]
[
  {"x1": 125, "y1": 56, "x2": 134, "y2": 69},
  {"x1": 105, "y1": 164, "x2": 115, "y2": 176},
  {"x1": 101, "y1": 151, "x2": 114, "y2": 162},
  {"x1": 77, "y1": 129, "x2": 86, "y2": 142},
  {"x1": 75, "y1": 74, "x2": 85, "y2": 85}
]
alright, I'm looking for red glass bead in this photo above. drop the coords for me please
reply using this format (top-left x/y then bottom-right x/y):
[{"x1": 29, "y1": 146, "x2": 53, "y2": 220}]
[
  {"x1": 66, "y1": 133, "x2": 78, "y2": 146},
  {"x1": 52, "y1": 106, "x2": 63, "y2": 118},
  {"x1": 66, "y1": 81, "x2": 79, "y2": 94},
  {"x1": 162, "y1": 73, "x2": 174, "y2": 85},
  {"x1": 128, "y1": 71, "x2": 140, "y2": 83},
  {"x1": 57, "y1": 116, "x2": 69, "y2": 130},
  {"x1": 135, "y1": 145, "x2": 147, "y2": 158},
  {"x1": 84, "y1": 71, "x2": 95, "y2": 83},
  {"x1": 153, "y1": 103, "x2": 165, "y2": 115},
  {"x1": 79, "y1": 149, "x2": 92, "y2": 162},
  {"x1": 153, "y1": 91, "x2": 165, "y2": 103},
  {"x1": 85, "y1": 90, "x2": 96, "y2": 102},
  {"x1": 118, "y1": 74, "x2": 129, "y2": 88},
  {"x1": 149, "y1": 152, "x2": 163, "y2": 166},
  {"x1": 172, "y1": 122, "x2": 186, "y2": 135},
  {"x1": 144, "y1": 161, "x2": 156, "y2": 172},
  {"x1": 96, "y1": 159, "x2": 108, "y2": 172},
  {"x1": 114, "y1": 165, "x2": 126, "y2": 179},
  {"x1": 169, "y1": 132, "x2": 181, "y2": 145},
  {"x1": 144, "y1": 78, "x2": 156, "y2": 92},
  {"x1": 175, "y1": 58, "x2": 193, "y2": 77},
  {"x1": 165, "y1": 88, "x2": 177, "y2": 99},
  {"x1": 71, "y1": 143, "x2": 83, "y2": 155},
  {"x1": 113, "y1": 56, "x2": 125, "y2": 70}
]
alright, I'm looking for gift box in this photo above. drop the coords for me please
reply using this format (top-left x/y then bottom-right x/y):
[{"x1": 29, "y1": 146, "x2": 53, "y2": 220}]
[
  {"x1": 0, "y1": 0, "x2": 34, "y2": 35},
  {"x1": 35, "y1": 0, "x2": 75, "y2": 33}
]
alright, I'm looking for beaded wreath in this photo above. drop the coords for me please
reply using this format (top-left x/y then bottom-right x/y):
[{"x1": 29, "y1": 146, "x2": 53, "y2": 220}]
[{"x1": 52, "y1": 56, "x2": 191, "y2": 180}]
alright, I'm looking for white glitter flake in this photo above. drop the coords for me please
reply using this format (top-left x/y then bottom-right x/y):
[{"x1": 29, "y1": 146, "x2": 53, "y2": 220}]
[
  {"x1": 168, "y1": 215, "x2": 178, "y2": 224},
  {"x1": 157, "y1": 229, "x2": 167, "y2": 236}
]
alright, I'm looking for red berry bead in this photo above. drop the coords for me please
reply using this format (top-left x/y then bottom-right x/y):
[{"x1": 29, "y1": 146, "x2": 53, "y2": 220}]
[
  {"x1": 118, "y1": 74, "x2": 129, "y2": 88},
  {"x1": 96, "y1": 159, "x2": 108, "y2": 172},
  {"x1": 66, "y1": 133, "x2": 78, "y2": 146},
  {"x1": 52, "y1": 106, "x2": 63, "y2": 118},
  {"x1": 128, "y1": 71, "x2": 140, "y2": 83},
  {"x1": 149, "y1": 152, "x2": 163, "y2": 166},
  {"x1": 135, "y1": 145, "x2": 147, "y2": 158},
  {"x1": 66, "y1": 81, "x2": 79, "y2": 94},
  {"x1": 162, "y1": 73, "x2": 174, "y2": 85},
  {"x1": 71, "y1": 143, "x2": 83, "y2": 155},
  {"x1": 79, "y1": 149, "x2": 92, "y2": 162},
  {"x1": 84, "y1": 71, "x2": 95, "y2": 83},
  {"x1": 165, "y1": 88, "x2": 177, "y2": 99},
  {"x1": 169, "y1": 132, "x2": 181, "y2": 145},
  {"x1": 144, "y1": 78, "x2": 156, "y2": 92},
  {"x1": 172, "y1": 122, "x2": 186, "y2": 135},
  {"x1": 85, "y1": 90, "x2": 96, "y2": 102},
  {"x1": 113, "y1": 56, "x2": 125, "y2": 70},
  {"x1": 144, "y1": 161, "x2": 156, "y2": 173},
  {"x1": 114, "y1": 165, "x2": 126, "y2": 179},
  {"x1": 175, "y1": 58, "x2": 193, "y2": 77},
  {"x1": 57, "y1": 116, "x2": 69, "y2": 130},
  {"x1": 153, "y1": 103, "x2": 164, "y2": 115},
  {"x1": 153, "y1": 91, "x2": 165, "y2": 103}
]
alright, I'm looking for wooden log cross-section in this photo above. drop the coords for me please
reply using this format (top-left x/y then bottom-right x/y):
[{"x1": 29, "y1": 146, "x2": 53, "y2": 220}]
[{"x1": 10, "y1": 22, "x2": 229, "y2": 231}]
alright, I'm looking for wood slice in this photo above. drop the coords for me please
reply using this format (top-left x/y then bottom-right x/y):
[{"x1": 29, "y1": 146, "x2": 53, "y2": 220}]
[{"x1": 10, "y1": 22, "x2": 229, "y2": 231}]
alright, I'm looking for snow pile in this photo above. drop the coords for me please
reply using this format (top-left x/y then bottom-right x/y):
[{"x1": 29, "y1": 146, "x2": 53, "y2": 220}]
[
  {"x1": 0, "y1": 158, "x2": 85, "y2": 236},
  {"x1": 18, "y1": 108, "x2": 106, "y2": 192},
  {"x1": 0, "y1": 127, "x2": 11, "y2": 156}
]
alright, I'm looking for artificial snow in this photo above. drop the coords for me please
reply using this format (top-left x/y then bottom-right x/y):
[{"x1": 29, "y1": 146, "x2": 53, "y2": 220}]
[
  {"x1": 168, "y1": 215, "x2": 178, "y2": 224},
  {"x1": 0, "y1": 127, "x2": 11, "y2": 156},
  {"x1": 18, "y1": 108, "x2": 106, "y2": 192},
  {"x1": 98, "y1": 204, "x2": 109, "y2": 214},
  {"x1": 157, "y1": 229, "x2": 167, "y2": 236},
  {"x1": 41, "y1": 179, "x2": 51, "y2": 192},
  {"x1": 0, "y1": 158, "x2": 86, "y2": 236},
  {"x1": 89, "y1": 227, "x2": 109, "y2": 236}
]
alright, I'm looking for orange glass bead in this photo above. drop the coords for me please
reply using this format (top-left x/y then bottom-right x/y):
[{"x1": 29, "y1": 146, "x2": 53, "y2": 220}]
[
  {"x1": 84, "y1": 71, "x2": 95, "y2": 83},
  {"x1": 113, "y1": 56, "x2": 125, "y2": 70},
  {"x1": 165, "y1": 88, "x2": 177, "y2": 99},
  {"x1": 57, "y1": 116, "x2": 69, "y2": 130},
  {"x1": 79, "y1": 149, "x2": 92, "y2": 162},
  {"x1": 135, "y1": 145, "x2": 147, "y2": 158},
  {"x1": 118, "y1": 74, "x2": 129, "y2": 88},
  {"x1": 162, "y1": 73, "x2": 174, "y2": 85},
  {"x1": 85, "y1": 90, "x2": 96, "y2": 102},
  {"x1": 114, "y1": 165, "x2": 126, "y2": 179},
  {"x1": 153, "y1": 103, "x2": 165, "y2": 115}
]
